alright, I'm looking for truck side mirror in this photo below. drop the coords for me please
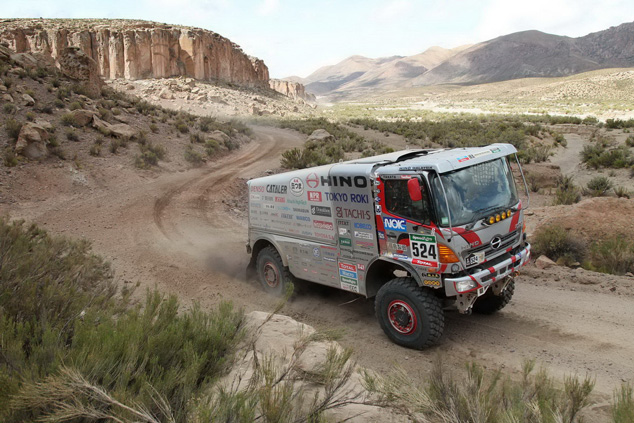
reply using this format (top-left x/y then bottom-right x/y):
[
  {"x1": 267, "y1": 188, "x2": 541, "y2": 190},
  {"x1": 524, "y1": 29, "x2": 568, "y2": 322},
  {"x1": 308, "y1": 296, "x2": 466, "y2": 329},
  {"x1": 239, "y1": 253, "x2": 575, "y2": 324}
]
[{"x1": 407, "y1": 178, "x2": 422, "y2": 202}]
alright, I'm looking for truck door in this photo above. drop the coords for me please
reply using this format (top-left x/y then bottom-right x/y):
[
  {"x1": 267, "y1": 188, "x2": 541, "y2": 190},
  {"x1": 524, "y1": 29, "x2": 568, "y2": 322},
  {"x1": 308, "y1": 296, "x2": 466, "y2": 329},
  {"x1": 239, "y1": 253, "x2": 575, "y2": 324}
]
[{"x1": 376, "y1": 174, "x2": 439, "y2": 269}]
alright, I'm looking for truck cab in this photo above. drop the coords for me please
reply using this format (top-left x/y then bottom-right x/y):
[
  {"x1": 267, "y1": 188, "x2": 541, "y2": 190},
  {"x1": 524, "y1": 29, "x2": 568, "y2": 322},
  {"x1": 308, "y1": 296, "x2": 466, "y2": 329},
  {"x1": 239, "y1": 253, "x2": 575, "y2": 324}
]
[{"x1": 247, "y1": 144, "x2": 531, "y2": 349}]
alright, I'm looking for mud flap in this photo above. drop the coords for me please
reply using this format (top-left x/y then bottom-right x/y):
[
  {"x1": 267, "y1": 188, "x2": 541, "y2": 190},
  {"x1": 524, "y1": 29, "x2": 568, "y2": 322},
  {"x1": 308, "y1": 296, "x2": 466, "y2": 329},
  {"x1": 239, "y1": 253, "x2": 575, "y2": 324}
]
[{"x1": 491, "y1": 275, "x2": 513, "y2": 296}]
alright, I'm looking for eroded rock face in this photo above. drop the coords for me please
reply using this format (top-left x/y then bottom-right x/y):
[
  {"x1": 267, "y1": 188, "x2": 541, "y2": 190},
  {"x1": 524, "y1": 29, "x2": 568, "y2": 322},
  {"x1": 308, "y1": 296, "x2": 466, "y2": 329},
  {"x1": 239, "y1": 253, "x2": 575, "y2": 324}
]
[
  {"x1": 57, "y1": 47, "x2": 103, "y2": 97},
  {"x1": 270, "y1": 78, "x2": 315, "y2": 101},
  {"x1": 15, "y1": 123, "x2": 49, "y2": 159},
  {"x1": 0, "y1": 19, "x2": 270, "y2": 88}
]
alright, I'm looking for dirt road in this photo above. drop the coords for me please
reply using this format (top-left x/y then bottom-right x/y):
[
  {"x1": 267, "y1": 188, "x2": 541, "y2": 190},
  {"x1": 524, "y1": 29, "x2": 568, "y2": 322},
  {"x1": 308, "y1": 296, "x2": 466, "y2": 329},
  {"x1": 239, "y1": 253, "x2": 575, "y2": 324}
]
[{"x1": 5, "y1": 125, "x2": 633, "y2": 418}]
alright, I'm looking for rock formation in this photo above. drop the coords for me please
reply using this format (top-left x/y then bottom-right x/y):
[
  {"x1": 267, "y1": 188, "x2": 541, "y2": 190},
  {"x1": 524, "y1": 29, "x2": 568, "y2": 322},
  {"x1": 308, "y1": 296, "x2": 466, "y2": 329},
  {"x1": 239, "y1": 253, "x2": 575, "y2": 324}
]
[
  {"x1": 270, "y1": 78, "x2": 315, "y2": 102},
  {"x1": 0, "y1": 19, "x2": 269, "y2": 88}
]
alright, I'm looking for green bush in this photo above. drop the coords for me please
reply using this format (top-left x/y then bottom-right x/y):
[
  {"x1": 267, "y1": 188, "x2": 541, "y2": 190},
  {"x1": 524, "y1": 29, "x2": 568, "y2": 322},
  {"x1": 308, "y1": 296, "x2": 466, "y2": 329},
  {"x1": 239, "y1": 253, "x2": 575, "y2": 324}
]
[
  {"x1": 184, "y1": 145, "x2": 204, "y2": 165},
  {"x1": 3, "y1": 103, "x2": 16, "y2": 114},
  {"x1": 65, "y1": 128, "x2": 79, "y2": 142},
  {"x1": 586, "y1": 176, "x2": 613, "y2": 197},
  {"x1": 553, "y1": 175, "x2": 581, "y2": 205},
  {"x1": 69, "y1": 101, "x2": 83, "y2": 111},
  {"x1": 4, "y1": 118, "x2": 22, "y2": 141},
  {"x1": 589, "y1": 236, "x2": 634, "y2": 275},
  {"x1": 89, "y1": 143, "x2": 101, "y2": 157},
  {"x1": 60, "y1": 113, "x2": 77, "y2": 127},
  {"x1": 626, "y1": 135, "x2": 634, "y2": 147},
  {"x1": 190, "y1": 132, "x2": 205, "y2": 144},
  {"x1": 135, "y1": 142, "x2": 166, "y2": 168},
  {"x1": 3, "y1": 148, "x2": 18, "y2": 167},
  {"x1": 532, "y1": 225, "x2": 586, "y2": 264},
  {"x1": 614, "y1": 186, "x2": 631, "y2": 198},
  {"x1": 0, "y1": 218, "x2": 244, "y2": 423},
  {"x1": 205, "y1": 139, "x2": 220, "y2": 156},
  {"x1": 613, "y1": 384, "x2": 634, "y2": 423}
]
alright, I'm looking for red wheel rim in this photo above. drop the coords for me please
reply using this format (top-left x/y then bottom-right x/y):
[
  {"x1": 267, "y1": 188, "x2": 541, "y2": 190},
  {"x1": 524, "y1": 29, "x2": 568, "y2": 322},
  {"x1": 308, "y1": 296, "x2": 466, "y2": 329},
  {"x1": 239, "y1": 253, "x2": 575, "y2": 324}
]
[
  {"x1": 387, "y1": 300, "x2": 417, "y2": 335},
  {"x1": 263, "y1": 261, "x2": 280, "y2": 288}
]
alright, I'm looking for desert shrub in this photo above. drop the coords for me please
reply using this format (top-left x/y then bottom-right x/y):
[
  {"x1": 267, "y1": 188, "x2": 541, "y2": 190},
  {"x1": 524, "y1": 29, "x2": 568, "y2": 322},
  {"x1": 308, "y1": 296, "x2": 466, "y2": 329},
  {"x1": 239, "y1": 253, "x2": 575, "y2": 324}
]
[
  {"x1": 53, "y1": 98, "x2": 64, "y2": 108},
  {"x1": 626, "y1": 135, "x2": 634, "y2": 147},
  {"x1": 3, "y1": 77, "x2": 14, "y2": 88},
  {"x1": 51, "y1": 78, "x2": 60, "y2": 88},
  {"x1": 606, "y1": 118, "x2": 634, "y2": 129},
  {"x1": 582, "y1": 144, "x2": 632, "y2": 169},
  {"x1": 34, "y1": 67, "x2": 48, "y2": 78},
  {"x1": 552, "y1": 175, "x2": 581, "y2": 205},
  {"x1": 184, "y1": 145, "x2": 204, "y2": 166},
  {"x1": 552, "y1": 131, "x2": 567, "y2": 147},
  {"x1": 60, "y1": 113, "x2": 77, "y2": 127},
  {"x1": 135, "y1": 142, "x2": 166, "y2": 168},
  {"x1": 37, "y1": 103, "x2": 53, "y2": 114},
  {"x1": 69, "y1": 101, "x2": 83, "y2": 111},
  {"x1": 47, "y1": 135, "x2": 59, "y2": 148},
  {"x1": 89, "y1": 143, "x2": 101, "y2": 157},
  {"x1": 56, "y1": 86, "x2": 71, "y2": 99},
  {"x1": 0, "y1": 218, "x2": 244, "y2": 423},
  {"x1": 25, "y1": 112, "x2": 35, "y2": 122},
  {"x1": 3, "y1": 148, "x2": 18, "y2": 167},
  {"x1": 175, "y1": 121, "x2": 189, "y2": 133},
  {"x1": 363, "y1": 359, "x2": 595, "y2": 423},
  {"x1": 190, "y1": 132, "x2": 205, "y2": 144},
  {"x1": 4, "y1": 118, "x2": 22, "y2": 141},
  {"x1": 586, "y1": 176, "x2": 613, "y2": 197},
  {"x1": 588, "y1": 236, "x2": 634, "y2": 275},
  {"x1": 199, "y1": 116, "x2": 214, "y2": 132},
  {"x1": 526, "y1": 174, "x2": 540, "y2": 193},
  {"x1": 532, "y1": 224, "x2": 586, "y2": 264},
  {"x1": 149, "y1": 123, "x2": 159, "y2": 133},
  {"x1": 65, "y1": 128, "x2": 79, "y2": 142},
  {"x1": 205, "y1": 139, "x2": 219, "y2": 156},
  {"x1": 614, "y1": 186, "x2": 631, "y2": 198},
  {"x1": 613, "y1": 384, "x2": 634, "y2": 423},
  {"x1": 98, "y1": 107, "x2": 112, "y2": 121},
  {"x1": 49, "y1": 146, "x2": 66, "y2": 160},
  {"x1": 224, "y1": 138, "x2": 239, "y2": 151},
  {"x1": 281, "y1": 147, "x2": 328, "y2": 169},
  {"x1": 3, "y1": 103, "x2": 16, "y2": 114},
  {"x1": 109, "y1": 139, "x2": 120, "y2": 154}
]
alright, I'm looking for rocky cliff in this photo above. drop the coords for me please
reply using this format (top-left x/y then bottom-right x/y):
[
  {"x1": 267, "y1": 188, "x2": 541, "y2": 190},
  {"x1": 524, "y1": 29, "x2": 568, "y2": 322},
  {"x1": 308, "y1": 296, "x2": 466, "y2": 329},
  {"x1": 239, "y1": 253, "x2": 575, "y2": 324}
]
[
  {"x1": 269, "y1": 78, "x2": 315, "y2": 102},
  {"x1": 0, "y1": 19, "x2": 269, "y2": 88}
]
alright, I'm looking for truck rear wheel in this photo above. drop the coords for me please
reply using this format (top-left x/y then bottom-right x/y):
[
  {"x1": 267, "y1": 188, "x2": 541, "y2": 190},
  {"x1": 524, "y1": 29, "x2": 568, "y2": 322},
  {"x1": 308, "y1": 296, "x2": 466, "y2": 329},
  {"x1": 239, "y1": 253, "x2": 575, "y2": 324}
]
[
  {"x1": 375, "y1": 277, "x2": 444, "y2": 349},
  {"x1": 472, "y1": 279, "x2": 515, "y2": 314},
  {"x1": 256, "y1": 246, "x2": 292, "y2": 296}
]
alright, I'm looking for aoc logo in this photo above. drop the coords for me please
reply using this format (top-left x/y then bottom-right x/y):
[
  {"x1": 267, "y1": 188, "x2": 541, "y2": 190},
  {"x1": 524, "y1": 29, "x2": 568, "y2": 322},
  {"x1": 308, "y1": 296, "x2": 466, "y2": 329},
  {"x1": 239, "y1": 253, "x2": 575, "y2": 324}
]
[{"x1": 383, "y1": 217, "x2": 407, "y2": 232}]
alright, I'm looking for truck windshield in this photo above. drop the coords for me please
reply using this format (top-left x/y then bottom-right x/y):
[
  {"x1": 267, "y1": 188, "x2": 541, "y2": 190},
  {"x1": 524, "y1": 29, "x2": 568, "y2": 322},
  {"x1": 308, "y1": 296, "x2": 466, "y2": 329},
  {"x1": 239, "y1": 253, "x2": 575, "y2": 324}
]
[{"x1": 429, "y1": 157, "x2": 518, "y2": 227}]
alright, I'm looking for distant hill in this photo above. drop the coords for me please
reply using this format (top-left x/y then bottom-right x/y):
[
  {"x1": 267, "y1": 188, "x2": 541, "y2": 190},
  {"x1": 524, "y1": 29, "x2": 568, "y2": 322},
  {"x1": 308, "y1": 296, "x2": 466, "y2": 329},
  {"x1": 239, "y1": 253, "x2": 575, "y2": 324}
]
[{"x1": 301, "y1": 21, "x2": 634, "y2": 99}]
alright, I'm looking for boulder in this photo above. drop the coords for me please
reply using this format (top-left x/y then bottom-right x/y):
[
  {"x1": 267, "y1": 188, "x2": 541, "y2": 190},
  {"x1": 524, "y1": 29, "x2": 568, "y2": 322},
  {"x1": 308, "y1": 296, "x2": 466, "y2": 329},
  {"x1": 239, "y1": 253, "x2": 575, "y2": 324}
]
[
  {"x1": 70, "y1": 109, "x2": 96, "y2": 127},
  {"x1": 158, "y1": 87, "x2": 174, "y2": 100},
  {"x1": 22, "y1": 93, "x2": 35, "y2": 106},
  {"x1": 57, "y1": 47, "x2": 103, "y2": 97},
  {"x1": 109, "y1": 123, "x2": 137, "y2": 139},
  {"x1": 33, "y1": 119, "x2": 54, "y2": 131},
  {"x1": 535, "y1": 255, "x2": 557, "y2": 269},
  {"x1": 209, "y1": 130, "x2": 230, "y2": 143},
  {"x1": 308, "y1": 129, "x2": 335, "y2": 143},
  {"x1": 0, "y1": 85, "x2": 7, "y2": 93},
  {"x1": 15, "y1": 123, "x2": 49, "y2": 159},
  {"x1": 2, "y1": 93, "x2": 13, "y2": 103}
]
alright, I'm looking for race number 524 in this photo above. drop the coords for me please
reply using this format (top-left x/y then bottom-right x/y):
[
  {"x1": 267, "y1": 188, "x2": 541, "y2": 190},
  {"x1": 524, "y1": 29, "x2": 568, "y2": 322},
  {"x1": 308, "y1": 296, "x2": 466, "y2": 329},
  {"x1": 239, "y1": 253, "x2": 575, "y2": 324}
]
[{"x1": 410, "y1": 234, "x2": 437, "y2": 261}]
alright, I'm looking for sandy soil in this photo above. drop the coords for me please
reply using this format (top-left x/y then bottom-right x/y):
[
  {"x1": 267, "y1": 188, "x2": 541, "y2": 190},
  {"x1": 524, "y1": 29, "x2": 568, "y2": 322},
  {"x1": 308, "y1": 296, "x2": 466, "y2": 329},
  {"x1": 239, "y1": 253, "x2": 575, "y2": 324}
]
[{"x1": 2, "y1": 123, "x2": 634, "y2": 421}]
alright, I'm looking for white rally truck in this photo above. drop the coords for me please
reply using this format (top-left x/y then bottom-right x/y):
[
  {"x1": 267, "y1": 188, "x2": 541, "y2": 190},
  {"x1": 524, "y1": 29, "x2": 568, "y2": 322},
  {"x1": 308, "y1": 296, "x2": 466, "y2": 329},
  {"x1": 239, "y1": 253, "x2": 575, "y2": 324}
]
[{"x1": 246, "y1": 144, "x2": 531, "y2": 349}]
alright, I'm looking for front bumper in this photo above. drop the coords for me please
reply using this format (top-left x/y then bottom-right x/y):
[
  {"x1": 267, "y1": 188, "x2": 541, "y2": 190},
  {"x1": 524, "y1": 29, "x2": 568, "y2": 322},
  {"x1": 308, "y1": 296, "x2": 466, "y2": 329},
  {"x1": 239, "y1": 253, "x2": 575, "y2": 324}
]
[{"x1": 444, "y1": 243, "x2": 531, "y2": 297}]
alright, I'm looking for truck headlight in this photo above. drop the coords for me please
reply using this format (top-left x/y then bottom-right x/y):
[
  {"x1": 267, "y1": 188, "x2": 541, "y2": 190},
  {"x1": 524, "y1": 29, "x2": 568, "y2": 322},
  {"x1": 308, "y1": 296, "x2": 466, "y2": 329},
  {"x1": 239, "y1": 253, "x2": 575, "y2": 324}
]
[{"x1": 455, "y1": 280, "x2": 478, "y2": 293}]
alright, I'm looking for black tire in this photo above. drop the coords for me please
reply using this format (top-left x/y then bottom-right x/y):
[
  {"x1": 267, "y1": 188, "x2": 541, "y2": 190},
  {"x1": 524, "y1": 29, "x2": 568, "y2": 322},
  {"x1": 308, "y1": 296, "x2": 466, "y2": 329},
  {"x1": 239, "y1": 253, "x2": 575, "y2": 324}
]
[
  {"x1": 472, "y1": 279, "x2": 515, "y2": 315},
  {"x1": 256, "y1": 246, "x2": 292, "y2": 296},
  {"x1": 375, "y1": 277, "x2": 444, "y2": 349}
]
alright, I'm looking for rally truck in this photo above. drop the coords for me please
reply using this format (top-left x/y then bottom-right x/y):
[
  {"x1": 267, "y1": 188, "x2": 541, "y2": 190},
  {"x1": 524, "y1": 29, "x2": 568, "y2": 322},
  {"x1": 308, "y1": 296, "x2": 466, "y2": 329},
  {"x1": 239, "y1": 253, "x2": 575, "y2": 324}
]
[{"x1": 246, "y1": 144, "x2": 531, "y2": 349}]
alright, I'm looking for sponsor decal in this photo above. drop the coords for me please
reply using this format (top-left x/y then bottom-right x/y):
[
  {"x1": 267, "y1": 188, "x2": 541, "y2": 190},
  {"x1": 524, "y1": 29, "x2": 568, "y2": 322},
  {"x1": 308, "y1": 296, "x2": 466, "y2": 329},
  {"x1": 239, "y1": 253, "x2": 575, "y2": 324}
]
[
  {"x1": 264, "y1": 204, "x2": 275, "y2": 210},
  {"x1": 383, "y1": 217, "x2": 407, "y2": 232},
  {"x1": 311, "y1": 205, "x2": 332, "y2": 217},
  {"x1": 339, "y1": 269, "x2": 357, "y2": 279},
  {"x1": 250, "y1": 194, "x2": 261, "y2": 200},
  {"x1": 423, "y1": 280, "x2": 441, "y2": 287},
  {"x1": 275, "y1": 196, "x2": 285, "y2": 203},
  {"x1": 457, "y1": 156, "x2": 471, "y2": 163},
  {"x1": 306, "y1": 173, "x2": 319, "y2": 188},
  {"x1": 355, "y1": 240, "x2": 374, "y2": 249},
  {"x1": 307, "y1": 191, "x2": 322, "y2": 202},
  {"x1": 354, "y1": 222, "x2": 372, "y2": 230},
  {"x1": 313, "y1": 247, "x2": 320, "y2": 258},
  {"x1": 378, "y1": 231, "x2": 385, "y2": 240},
  {"x1": 375, "y1": 196, "x2": 381, "y2": 203},
  {"x1": 393, "y1": 254, "x2": 409, "y2": 260},
  {"x1": 410, "y1": 234, "x2": 438, "y2": 262},
  {"x1": 400, "y1": 175, "x2": 412, "y2": 179},
  {"x1": 315, "y1": 232, "x2": 334, "y2": 240},
  {"x1": 339, "y1": 262, "x2": 357, "y2": 272},
  {"x1": 358, "y1": 264, "x2": 365, "y2": 271},
  {"x1": 354, "y1": 231, "x2": 373, "y2": 240},
  {"x1": 313, "y1": 220, "x2": 334, "y2": 230},
  {"x1": 339, "y1": 237, "x2": 352, "y2": 247},
  {"x1": 266, "y1": 185, "x2": 287, "y2": 194},
  {"x1": 287, "y1": 198, "x2": 307, "y2": 205},
  {"x1": 472, "y1": 150, "x2": 492, "y2": 158},
  {"x1": 281, "y1": 213, "x2": 293, "y2": 219},
  {"x1": 264, "y1": 196, "x2": 274, "y2": 201},
  {"x1": 375, "y1": 205, "x2": 382, "y2": 214},
  {"x1": 412, "y1": 258, "x2": 438, "y2": 267},
  {"x1": 320, "y1": 176, "x2": 368, "y2": 188},
  {"x1": 336, "y1": 207, "x2": 372, "y2": 220},
  {"x1": 296, "y1": 216, "x2": 311, "y2": 222},
  {"x1": 292, "y1": 207, "x2": 309, "y2": 213},
  {"x1": 338, "y1": 227, "x2": 348, "y2": 236},
  {"x1": 490, "y1": 147, "x2": 501, "y2": 153},
  {"x1": 289, "y1": 177, "x2": 304, "y2": 196},
  {"x1": 337, "y1": 219, "x2": 349, "y2": 227},
  {"x1": 250, "y1": 185, "x2": 265, "y2": 192},
  {"x1": 251, "y1": 203, "x2": 262, "y2": 208}
]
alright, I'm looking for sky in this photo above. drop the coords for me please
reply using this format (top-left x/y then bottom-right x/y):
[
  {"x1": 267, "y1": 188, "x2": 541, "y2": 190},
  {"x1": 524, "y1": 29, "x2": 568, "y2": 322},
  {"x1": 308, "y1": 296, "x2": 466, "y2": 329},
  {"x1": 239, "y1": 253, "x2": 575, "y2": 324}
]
[{"x1": 3, "y1": 0, "x2": 634, "y2": 78}]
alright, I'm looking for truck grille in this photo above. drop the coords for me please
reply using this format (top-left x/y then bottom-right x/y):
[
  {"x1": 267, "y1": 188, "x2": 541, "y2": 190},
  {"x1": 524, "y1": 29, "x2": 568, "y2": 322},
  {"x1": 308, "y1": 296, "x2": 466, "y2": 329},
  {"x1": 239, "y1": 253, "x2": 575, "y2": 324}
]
[{"x1": 464, "y1": 229, "x2": 520, "y2": 264}]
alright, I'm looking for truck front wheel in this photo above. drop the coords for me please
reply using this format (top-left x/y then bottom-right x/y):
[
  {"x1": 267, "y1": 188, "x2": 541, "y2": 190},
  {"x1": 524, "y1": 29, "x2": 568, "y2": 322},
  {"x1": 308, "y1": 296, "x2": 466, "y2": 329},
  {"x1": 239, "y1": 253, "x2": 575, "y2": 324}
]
[
  {"x1": 256, "y1": 246, "x2": 292, "y2": 296},
  {"x1": 375, "y1": 278, "x2": 444, "y2": 349},
  {"x1": 472, "y1": 278, "x2": 515, "y2": 314}
]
